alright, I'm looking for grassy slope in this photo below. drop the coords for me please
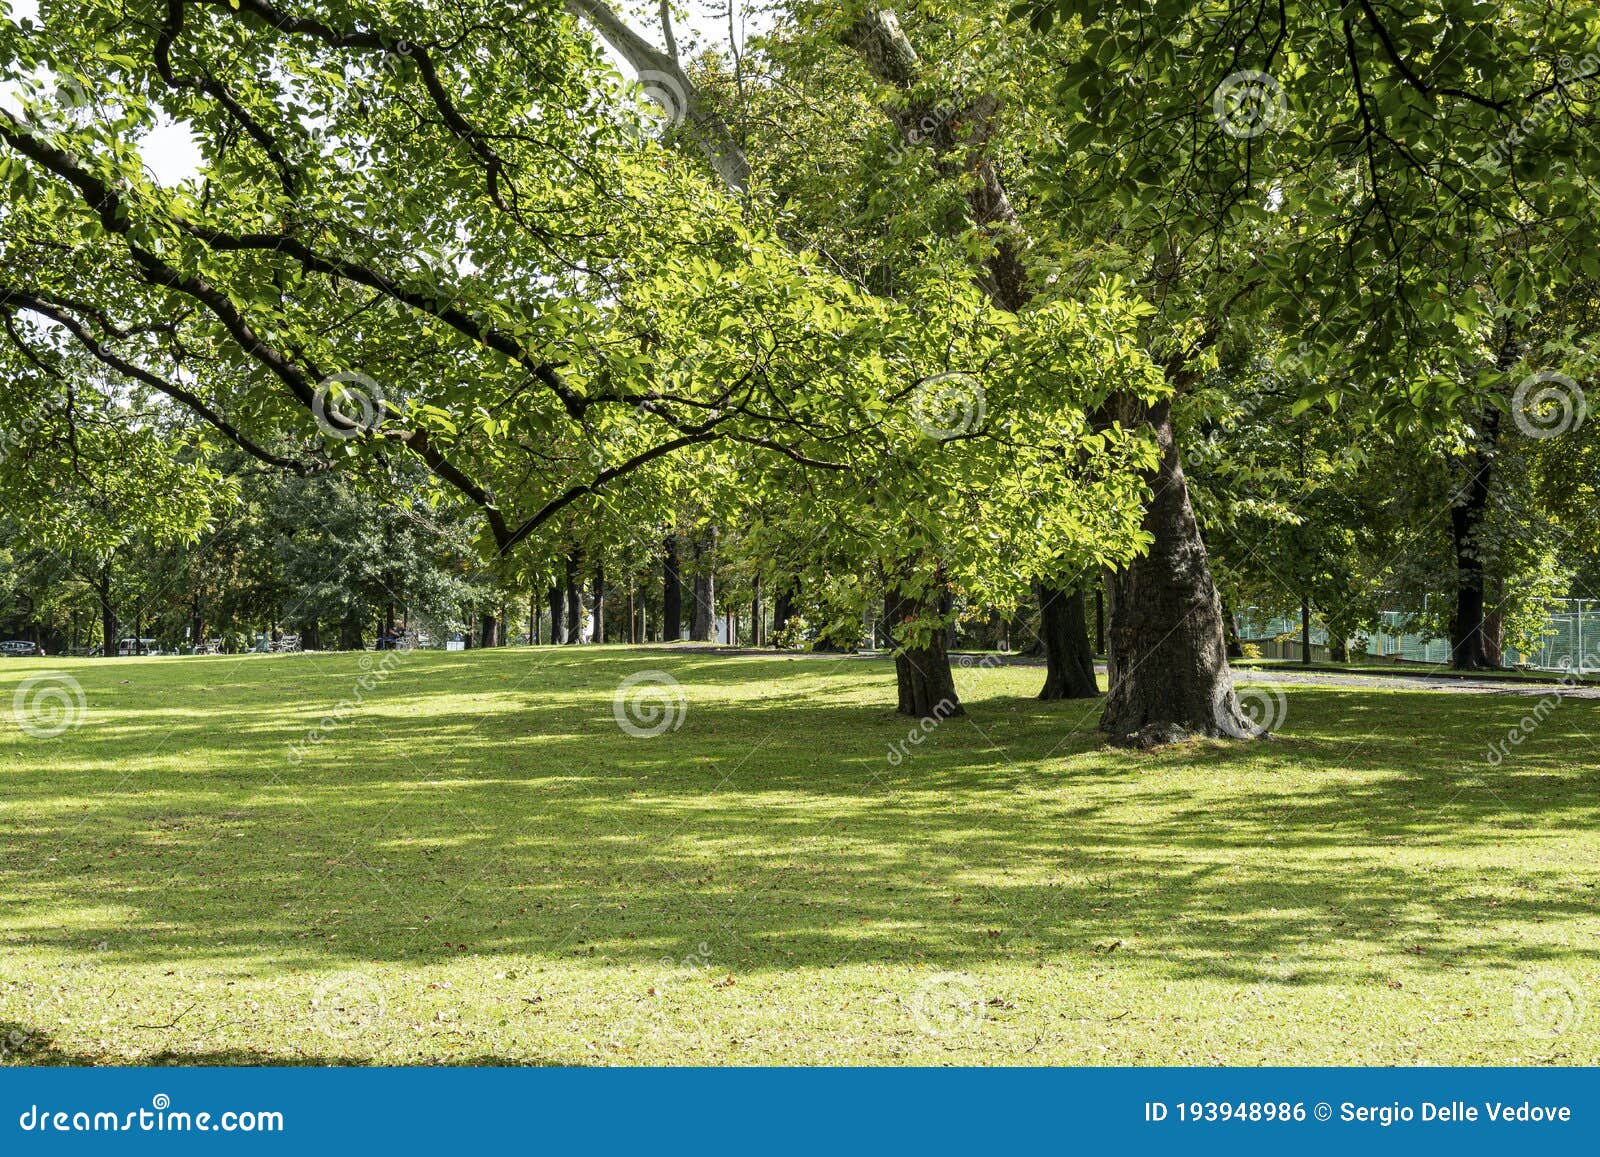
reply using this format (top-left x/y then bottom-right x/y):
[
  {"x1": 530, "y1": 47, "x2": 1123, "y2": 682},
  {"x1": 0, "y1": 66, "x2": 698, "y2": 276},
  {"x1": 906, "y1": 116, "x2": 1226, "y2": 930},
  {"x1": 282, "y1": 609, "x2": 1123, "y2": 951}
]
[{"x1": 1, "y1": 646, "x2": 1595, "y2": 1066}]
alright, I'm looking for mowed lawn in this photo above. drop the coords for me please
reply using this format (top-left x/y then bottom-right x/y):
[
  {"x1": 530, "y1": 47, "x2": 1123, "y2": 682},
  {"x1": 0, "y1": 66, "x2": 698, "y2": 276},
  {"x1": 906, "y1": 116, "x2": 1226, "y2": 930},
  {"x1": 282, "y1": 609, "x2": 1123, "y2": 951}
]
[{"x1": 1, "y1": 647, "x2": 1596, "y2": 1066}]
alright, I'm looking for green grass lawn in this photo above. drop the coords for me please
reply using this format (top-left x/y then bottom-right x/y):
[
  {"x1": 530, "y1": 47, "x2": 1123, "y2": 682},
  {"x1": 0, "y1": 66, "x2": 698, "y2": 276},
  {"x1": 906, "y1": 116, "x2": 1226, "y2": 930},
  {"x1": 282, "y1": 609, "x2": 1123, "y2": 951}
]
[{"x1": 1, "y1": 646, "x2": 1595, "y2": 1066}]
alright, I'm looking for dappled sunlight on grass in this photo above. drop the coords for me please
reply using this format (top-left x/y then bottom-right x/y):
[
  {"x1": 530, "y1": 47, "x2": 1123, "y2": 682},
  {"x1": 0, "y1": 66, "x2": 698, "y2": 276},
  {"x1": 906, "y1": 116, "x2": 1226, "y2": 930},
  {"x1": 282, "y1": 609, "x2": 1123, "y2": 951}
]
[{"x1": 0, "y1": 649, "x2": 1596, "y2": 1065}]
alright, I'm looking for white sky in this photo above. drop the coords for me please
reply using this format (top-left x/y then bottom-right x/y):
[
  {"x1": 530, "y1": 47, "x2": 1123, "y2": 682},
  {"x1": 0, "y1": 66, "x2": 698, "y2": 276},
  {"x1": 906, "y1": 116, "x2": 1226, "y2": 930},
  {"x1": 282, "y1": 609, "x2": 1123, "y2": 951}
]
[{"x1": 2, "y1": 0, "x2": 761, "y2": 186}]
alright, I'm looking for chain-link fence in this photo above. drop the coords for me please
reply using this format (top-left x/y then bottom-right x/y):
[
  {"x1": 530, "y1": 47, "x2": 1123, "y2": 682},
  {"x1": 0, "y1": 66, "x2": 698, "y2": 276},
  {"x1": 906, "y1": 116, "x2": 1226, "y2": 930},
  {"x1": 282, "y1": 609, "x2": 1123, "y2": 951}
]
[{"x1": 1234, "y1": 599, "x2": 1600, "y2": 673}]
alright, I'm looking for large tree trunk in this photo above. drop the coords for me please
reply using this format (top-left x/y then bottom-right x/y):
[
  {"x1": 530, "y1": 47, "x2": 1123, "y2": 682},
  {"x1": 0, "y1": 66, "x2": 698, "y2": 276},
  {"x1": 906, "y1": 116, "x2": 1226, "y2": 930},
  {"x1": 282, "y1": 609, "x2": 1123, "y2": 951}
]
[
  {"x1": 1451, "y1": 339, "x2": 1517, "y2": 670},
  {"x1": 689, "y1": 529, "x2": 716, "y2": 642},
  {"x1": 1449, "y1": 412, "x2": 1502, "y2": 669},
  {"x1": 1094, "y1": 586, "x2": 1105, "y2": 655},
  {"x1": 338, "y1": 617, "x2": 365, "y2": 651},
  {"x1": 1100, "y1": 399, "x2": 1250, "y2": 745},
  {"x1": 1036, "y1": 583, "x2": 1100, "y2": 700},
  {"x1": 548, "y1": 585, "x2": 564, "y2": 645},
  {"x1": 662, "y1": 534, "x2": 682, "y2": 642},
  {"x1": 97, "y1": 562, "x2": 116, "y2": 657},
  {"x1": 1219, "y1": 595, "x2": 1244, "y2": 659},
  {"x1": 773, "y1": 582, "x2": 795, "y2": 636},
  {"x1": 564, "y1": 551, "x2": 584, "y2": 644},
  {"x1": 1482, "y1": 577, "x2": 1505, "y2": 661},
  {"x1": 691, "y1": 572, "x2": 714, "y2": 640},
  {"x1": 480, "y1": 612, "x2": 497, "y2": 649},
  {"x1": 885, "y1": 574, "x2": 963, "y2": 718},
  {"x1": 591, "y1": 565, "x2": 606, "y2": 644}
]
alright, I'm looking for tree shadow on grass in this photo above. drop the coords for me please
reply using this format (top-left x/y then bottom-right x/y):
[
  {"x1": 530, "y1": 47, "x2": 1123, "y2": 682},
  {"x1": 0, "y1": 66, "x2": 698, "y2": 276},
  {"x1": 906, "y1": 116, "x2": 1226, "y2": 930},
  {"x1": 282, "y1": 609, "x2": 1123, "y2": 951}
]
[{"x1": 1, "y1": 653, "x2": 1596, "y2": 1010}]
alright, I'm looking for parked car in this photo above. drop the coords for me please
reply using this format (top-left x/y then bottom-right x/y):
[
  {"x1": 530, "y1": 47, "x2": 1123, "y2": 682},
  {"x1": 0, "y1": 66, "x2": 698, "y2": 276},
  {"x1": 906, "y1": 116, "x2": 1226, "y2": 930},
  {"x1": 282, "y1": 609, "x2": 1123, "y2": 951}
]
[{"x1": 0, "y1": 640, "x2": 41, "y2": 657}]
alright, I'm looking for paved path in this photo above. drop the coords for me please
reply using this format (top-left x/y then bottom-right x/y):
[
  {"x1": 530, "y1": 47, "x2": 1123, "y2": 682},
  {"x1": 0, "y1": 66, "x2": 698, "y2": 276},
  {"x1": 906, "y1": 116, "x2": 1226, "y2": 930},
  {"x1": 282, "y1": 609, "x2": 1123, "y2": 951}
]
[
  {"x1": 633, "y1": 644, "x2": 1600, "y2": 699},
  {"x1": 1224, "y1": 666, "x2": 1600, "y2": 699}
]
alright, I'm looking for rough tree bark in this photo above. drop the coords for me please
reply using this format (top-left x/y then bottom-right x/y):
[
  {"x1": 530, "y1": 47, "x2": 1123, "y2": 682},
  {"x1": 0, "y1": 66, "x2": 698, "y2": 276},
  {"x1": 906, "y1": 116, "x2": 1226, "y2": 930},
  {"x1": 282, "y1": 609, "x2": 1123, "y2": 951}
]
[
  {"x1": 1100, "y1": 397, "x2": 1251, "y2": 745},
  {"x1": 592, "y1": 565, "x2": 606, "y2": 644},
  {"x1": 1449, "y1": 330, "x2": 1524, "y2": 670},
  {"x1": 751, "y1": 577, "x2": 763, "y2": 647},
  {"x1": 1219, "y1": 595, "x2": 1244, "y2": 659},
  {"x1": 1449, "y1": 407, "x2": 1503, "y2": 669},
  {"x1": 662, "y1": 534, "x2": 683, "y2": 641},
  {"x1": 1036, "y1": 583, "x2": 1100, "y2": 700},
  {"x1": 96, "y1": 561, "x2": 116, "y2": 657},
  {"x1": 884, "y1": 579, "x2": 963, "y2": 718},
  {"x1": 1482, "y1": 577, "x2": 1505, "y2": 660},
  {"x1": 548, "y1": 585, "x2": 563, "y2": 645},
  {"x1": 773, "y1": 582, "x2": 794, "y2": 636},
  {"x1": 689, "y1": 529, "x2": 716, "y2": 642},
  {"x1": 564, "y1": 551, "x2": 584, "y2": 644}
]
